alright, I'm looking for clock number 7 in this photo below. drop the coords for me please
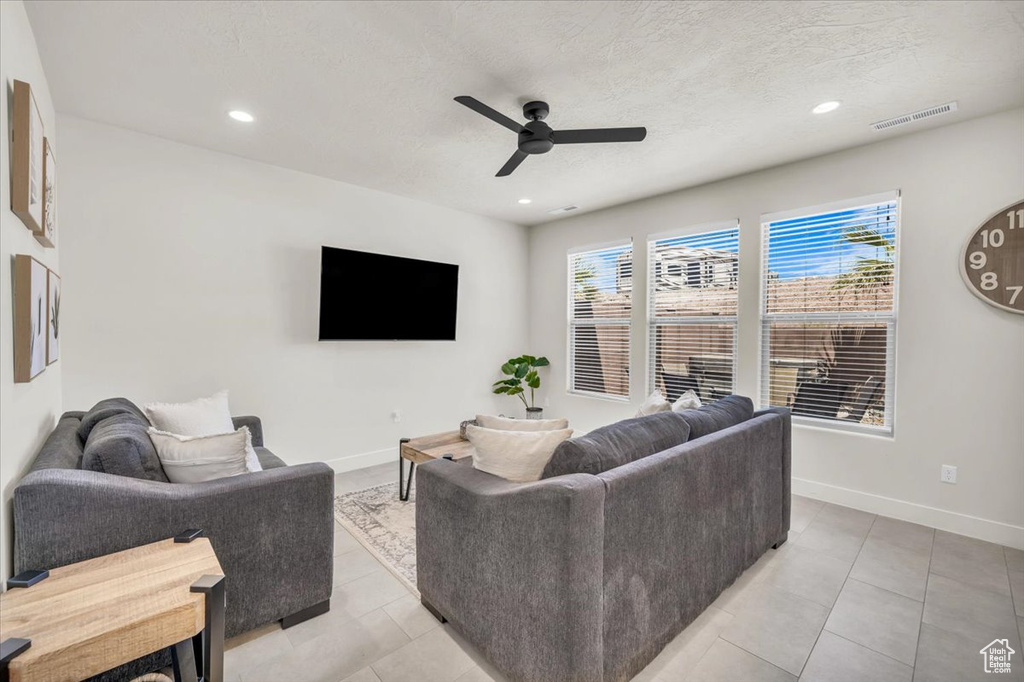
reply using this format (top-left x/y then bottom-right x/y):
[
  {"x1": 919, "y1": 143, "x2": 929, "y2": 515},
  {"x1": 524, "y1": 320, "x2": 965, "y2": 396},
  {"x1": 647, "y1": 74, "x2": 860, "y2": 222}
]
[
  {"x1": 1008, "y1": 286, "x2": 1023, "y2": 306},
  {"x1": 1009, "y1": 209, "x2": 1024, "y2": 229}
]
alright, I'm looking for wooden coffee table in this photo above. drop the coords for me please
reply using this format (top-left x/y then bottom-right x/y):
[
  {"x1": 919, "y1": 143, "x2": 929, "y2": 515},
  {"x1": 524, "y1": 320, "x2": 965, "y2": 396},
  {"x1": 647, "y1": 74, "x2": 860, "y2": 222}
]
[
  {"x1": 398, "y1": 431, "x2": 475, "y2": 501},
  {"x1": 0, "y1": 536, "x2": 225, "y2": 682}
]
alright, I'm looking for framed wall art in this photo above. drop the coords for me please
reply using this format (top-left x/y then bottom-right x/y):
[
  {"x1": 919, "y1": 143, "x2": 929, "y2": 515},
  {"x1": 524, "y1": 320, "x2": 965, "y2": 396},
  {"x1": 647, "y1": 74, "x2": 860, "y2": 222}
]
[
  {"x1": 47, "y1": 269, "x2": 61, "y2": 365},
  {"x1": 11, "y1": 80, "x2": 45, "y2": 235},
  {"x1": 13, "y1": 255, "x2": 49, "y2": 383},
  {"x1": 38, "y1": 137, "x2": 57, "y2": 248}
]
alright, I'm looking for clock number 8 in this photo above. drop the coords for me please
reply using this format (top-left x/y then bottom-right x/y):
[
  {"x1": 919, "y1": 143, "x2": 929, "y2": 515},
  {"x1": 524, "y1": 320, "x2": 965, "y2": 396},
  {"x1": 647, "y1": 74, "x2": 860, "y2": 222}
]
[{"x1": 980, "y1": 272, "x2": 998, "y2": 291}]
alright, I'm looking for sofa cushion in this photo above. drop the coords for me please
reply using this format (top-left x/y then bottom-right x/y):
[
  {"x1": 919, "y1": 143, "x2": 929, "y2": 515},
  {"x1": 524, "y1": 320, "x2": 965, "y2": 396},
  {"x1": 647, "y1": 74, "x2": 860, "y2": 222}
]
[
  {"x1": 255, "y1": 447, "x2": 286, "y2": 469},
  {"x1": 82, "y1": 413, "x2": 169, "y2": 482},
  {"x1": 149, "y1": 427, "x2": 252, "y2": 483},
  {"x1": 541, "y1": 411, "x2": 691, "y2": 479},
  {"x1": 475, "y1": 414, "x2": 569, "y2": 431},
  {"x1": 467, "y1": 425, "x2": 573, "y2": 482},
  {"x1": 77, "y1": 397, "x2": 149, "y2": 442},
  {"x1": 144, "y1": 390, "x2": 235, "y2": 437},
  {"x1": 676, "y1": 395, "x2": 754, "y2": 440},
  {"x1": 30, "y1": 413, "x2": 86, "y2": 472}
]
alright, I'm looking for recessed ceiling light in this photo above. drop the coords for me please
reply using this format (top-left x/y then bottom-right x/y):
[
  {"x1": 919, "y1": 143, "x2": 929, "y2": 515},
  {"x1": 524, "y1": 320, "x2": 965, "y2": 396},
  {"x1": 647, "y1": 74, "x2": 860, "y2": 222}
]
[
  {"x1": 228, "y1": 110, "x2": 255, "y2": 123},
  {"x1": 812, "y1": 101, "x2": 841, "y2": 115},
  {"x1": 518, "y1": 198, "x2": 532, "y2": 205}
]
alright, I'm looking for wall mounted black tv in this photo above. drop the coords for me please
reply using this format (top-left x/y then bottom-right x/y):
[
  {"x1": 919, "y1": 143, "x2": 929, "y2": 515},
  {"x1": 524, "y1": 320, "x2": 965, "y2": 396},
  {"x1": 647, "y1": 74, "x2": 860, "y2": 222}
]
[{"x1": 319, "y1": 246, "x2": 459, "y2": 341}]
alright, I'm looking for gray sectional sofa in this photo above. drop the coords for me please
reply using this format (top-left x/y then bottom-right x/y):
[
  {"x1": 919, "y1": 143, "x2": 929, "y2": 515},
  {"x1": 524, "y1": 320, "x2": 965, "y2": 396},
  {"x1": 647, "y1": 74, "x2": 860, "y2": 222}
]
[
  {"x1": 416, "y1": 396, "x2": 791, "y2": 682},
  {"x1": 13, "y1": 398, "x2": 334, "y2": 678}
]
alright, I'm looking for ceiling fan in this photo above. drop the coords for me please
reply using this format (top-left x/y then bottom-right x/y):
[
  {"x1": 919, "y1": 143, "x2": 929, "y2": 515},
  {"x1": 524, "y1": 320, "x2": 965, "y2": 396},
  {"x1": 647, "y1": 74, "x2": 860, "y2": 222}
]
[{"x1": 454, "y1": 96, "x2": 647, "y2": 177}]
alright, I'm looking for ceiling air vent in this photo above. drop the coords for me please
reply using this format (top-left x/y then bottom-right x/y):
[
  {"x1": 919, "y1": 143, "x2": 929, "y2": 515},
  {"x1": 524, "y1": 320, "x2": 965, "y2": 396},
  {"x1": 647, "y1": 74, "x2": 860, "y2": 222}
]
[
  {"x1": 547, "y1": 205, "x2": 579, "y2": 215},
  {"x1": 871, "y1": 101, "x2": 957, "y2": 132}
]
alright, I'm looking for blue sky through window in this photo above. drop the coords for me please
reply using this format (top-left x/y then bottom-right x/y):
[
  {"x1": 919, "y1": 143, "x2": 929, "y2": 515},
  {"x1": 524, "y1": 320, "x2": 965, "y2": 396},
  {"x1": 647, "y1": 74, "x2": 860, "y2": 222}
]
[{"x1": 766, "y1": 203, "x2": 897, "y2": 281}]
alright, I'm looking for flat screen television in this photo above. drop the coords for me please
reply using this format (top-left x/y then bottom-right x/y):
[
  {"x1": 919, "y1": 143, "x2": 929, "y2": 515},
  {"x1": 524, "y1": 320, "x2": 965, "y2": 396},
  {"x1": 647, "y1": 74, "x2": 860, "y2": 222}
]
[{"x1": 319, "y1": 246, "x2": 459, "y2": 341}]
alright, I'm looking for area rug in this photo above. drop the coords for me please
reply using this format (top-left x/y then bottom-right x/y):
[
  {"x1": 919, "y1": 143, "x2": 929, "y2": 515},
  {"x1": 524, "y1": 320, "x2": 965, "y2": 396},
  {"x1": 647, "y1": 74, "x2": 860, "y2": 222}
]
[{"x1": 333, "y1": 482, "x2": 419, "y2": 595}]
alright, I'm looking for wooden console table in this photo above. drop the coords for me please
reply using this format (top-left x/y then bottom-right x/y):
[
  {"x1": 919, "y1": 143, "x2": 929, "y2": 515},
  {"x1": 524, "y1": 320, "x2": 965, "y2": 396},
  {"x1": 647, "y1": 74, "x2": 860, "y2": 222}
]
[
  {"x1": 0, "y1": 537, "x2": 225, "y2": 682},
  {"x1": 399, "y1": 431, "x2": 475, "y2": 501}
]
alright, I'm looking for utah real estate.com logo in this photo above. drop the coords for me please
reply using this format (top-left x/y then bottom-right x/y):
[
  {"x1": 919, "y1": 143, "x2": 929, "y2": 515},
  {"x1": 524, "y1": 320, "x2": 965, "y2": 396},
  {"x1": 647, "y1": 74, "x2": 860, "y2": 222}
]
[{"x1": 980, "y1": 638, "x2": 1015, "y2": 674}]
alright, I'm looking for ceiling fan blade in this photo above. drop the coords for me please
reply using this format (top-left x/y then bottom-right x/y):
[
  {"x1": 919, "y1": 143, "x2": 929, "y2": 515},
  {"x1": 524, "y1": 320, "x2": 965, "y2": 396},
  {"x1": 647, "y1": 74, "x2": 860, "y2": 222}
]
[
  {"x1": 496, "y1": 150, "x2": 528, "y2": 177},
  {"x1": 454, "y1": 96, "x2": 525, "y2": 134},
  {"x1": 553, "y1": 127, "x2": 647, "y2": 144}
]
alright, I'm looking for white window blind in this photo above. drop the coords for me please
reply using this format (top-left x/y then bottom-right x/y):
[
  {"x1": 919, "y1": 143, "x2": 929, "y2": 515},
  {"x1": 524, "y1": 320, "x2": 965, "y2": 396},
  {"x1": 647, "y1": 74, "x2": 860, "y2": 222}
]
[
  {"x1": 568, "y1": 241, "x2": 632, "y2": 400},
  {"x1": 760, "y1": 193, "x2": 899, "y2": 434},
  {"x1": 648, "y1": 223, "x2": 739, "y2": 403}
]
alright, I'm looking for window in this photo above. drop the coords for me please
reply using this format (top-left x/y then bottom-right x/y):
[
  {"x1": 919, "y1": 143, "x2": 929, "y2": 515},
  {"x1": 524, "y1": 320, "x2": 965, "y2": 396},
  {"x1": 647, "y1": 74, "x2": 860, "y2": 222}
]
[
  {"x1": 760, "y1": 192, "x2": 899, "y2": 434},
  {"x1": 568, "y1": 240, "x2": 632, "y2": 400},
  {"x1": 648, "y1": 223, "x2": 739, "y2": 403}
]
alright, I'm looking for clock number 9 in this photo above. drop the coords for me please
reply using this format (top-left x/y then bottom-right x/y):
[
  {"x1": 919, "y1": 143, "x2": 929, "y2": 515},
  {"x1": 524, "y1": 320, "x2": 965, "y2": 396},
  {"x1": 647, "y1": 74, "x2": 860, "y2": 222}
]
[{"x1": 968, "y1": 251, "x2": 987, "y2": 269}]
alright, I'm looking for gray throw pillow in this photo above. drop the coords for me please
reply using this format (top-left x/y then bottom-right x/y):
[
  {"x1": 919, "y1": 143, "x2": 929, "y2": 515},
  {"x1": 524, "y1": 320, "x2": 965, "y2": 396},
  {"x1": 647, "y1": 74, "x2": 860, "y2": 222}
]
[
  {"x1": 675, "y1": 395, "x2": 754, "y2": 440},
  {"x1": 541, "y1": 411, "x2": 691, "y2": 479},
  {"x1": 82, "y1": 413, "x2": 169, "y2": 482},
  {"x1": 77, "y1": 397, "x2": 149, "y2": 442}
]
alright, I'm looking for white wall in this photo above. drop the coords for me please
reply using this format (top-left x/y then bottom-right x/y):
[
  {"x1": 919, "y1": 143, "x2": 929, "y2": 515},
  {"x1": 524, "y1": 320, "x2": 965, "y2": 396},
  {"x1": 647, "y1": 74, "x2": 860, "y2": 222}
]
[
  {"x1": 0, "y1": 0, "x2": 61, "y2": 582},
  {"x1": 529, "y1": 109, "x2": 1024, "y2": 548},
  {"x1": 57, "y1": 116, "x2": 529, "y2": 472}
]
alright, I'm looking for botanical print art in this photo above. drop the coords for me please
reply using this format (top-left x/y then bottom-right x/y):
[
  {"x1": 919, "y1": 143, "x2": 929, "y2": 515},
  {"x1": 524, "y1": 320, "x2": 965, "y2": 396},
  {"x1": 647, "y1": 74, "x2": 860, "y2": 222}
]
[{"x1": 47, "y1": 269, "x2": 61, "y2": 365}]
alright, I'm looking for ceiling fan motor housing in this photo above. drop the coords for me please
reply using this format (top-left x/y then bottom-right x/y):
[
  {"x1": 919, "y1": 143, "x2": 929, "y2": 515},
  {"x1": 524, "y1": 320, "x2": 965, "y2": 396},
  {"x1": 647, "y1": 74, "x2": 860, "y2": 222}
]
[{"x1": 520, "y1": 120, "x2": 554, "y2": 154}]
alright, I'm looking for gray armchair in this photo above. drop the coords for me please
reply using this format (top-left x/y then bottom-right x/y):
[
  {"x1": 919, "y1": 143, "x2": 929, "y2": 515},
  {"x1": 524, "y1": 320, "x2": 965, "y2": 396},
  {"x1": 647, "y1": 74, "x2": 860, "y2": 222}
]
[{"x1": 13, "y1": 406, "x2": 334, "y2": 643}]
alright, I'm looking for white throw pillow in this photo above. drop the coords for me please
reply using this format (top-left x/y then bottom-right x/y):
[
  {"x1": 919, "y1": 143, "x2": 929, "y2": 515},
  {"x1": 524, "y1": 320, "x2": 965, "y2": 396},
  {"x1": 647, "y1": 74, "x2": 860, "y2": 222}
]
[
  {"x1": 149, "y1": 426, "x2": 260, "y2": 483},
  {"x1": 672, "y1": 390, "x2": 702, "y2": 411},
  {"x1": 475, "y1": 414, "x2": 569, "y2": 431},
  {"x1": 145, "y1": 391, "x2": 235, "y2": 437},
  {"x1": 466, "y1": 424, "x2": 573, "y2": 482},
  {"x1": 635, "y1": 390, "x2": 672, "y2": 418}
]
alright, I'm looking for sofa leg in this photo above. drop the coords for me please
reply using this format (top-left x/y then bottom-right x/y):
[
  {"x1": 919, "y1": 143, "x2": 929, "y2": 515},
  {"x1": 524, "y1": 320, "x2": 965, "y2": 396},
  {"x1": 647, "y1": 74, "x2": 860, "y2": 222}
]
[
  {"x1": 772, "y1": 533, "x2": 788, "y2": 550},
  {"x1": 281, "y1": 599, "x2": 330, "y2": 629},
  {"x1": 421, "y1": 598, "x2": 447, "y2": 624}
]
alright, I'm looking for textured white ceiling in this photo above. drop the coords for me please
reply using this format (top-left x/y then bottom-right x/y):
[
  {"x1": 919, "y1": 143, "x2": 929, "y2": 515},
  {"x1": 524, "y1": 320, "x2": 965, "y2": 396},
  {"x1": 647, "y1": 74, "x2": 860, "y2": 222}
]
[{"x1": 24, "y1": 0, "x2": 1024, "y2": 225}]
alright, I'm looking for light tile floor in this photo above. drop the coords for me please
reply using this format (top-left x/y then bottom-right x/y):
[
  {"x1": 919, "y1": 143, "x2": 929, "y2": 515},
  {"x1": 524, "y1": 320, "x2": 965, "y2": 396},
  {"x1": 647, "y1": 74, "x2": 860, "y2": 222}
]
[{"x1": 224, "y1": 464, "x2": 1024, "y2": 682}]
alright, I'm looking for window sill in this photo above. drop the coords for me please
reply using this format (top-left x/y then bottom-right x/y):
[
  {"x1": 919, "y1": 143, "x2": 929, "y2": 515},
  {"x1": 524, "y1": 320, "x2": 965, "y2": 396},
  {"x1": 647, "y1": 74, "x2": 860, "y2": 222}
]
[
  {"x1": 791, "y1": 415, "x2": 894, "y2": 440},
  {"x1": 567, "y1": 390, "x2": 631, "y2": 404}
]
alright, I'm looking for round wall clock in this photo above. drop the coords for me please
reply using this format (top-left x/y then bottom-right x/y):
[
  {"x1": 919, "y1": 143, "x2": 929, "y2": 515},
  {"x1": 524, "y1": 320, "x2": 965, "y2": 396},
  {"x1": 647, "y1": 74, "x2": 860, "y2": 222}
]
[{"x1": 960, "y1": 200, "x2": 1024, "y2": 314}]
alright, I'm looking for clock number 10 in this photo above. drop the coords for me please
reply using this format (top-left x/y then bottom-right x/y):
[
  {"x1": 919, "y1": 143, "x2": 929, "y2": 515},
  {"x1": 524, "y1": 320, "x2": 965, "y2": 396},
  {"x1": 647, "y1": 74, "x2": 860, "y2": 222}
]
[{"x1": 980, "y1": 229, "x2": 1004, "y2": 248}]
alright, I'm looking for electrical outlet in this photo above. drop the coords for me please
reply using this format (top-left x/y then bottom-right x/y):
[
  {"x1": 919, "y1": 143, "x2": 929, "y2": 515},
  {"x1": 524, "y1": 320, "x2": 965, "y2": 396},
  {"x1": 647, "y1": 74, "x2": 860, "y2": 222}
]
[
  {"x1": 941, "y1": 465, "x2": 957, "y2": 484},
  {"x1": 391, "y1": 410, "x2": 402, "y2": 423}
]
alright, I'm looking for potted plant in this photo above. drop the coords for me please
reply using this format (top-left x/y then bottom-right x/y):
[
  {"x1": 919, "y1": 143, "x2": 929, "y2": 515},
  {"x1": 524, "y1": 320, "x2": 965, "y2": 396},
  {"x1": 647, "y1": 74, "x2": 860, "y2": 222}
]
[{"x1": 493, "y1": 355, "x2": 550, "y2": 418}]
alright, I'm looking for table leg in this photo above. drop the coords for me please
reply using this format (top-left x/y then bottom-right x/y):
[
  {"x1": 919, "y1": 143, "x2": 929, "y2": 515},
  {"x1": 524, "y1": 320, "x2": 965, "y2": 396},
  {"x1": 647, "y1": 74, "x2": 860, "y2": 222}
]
[
  {"x1": 171, "y1": 639, "x2": 198, "y2": 682},
  {"x1": 190, "y1": 574, "x2": 225, "y2": 682},
  {"x1": 1, "y1": 638, "x2": 31, "y2": 682},
  {"x1": 398, "y1": 438, "x2": 412, "y2": 501}
]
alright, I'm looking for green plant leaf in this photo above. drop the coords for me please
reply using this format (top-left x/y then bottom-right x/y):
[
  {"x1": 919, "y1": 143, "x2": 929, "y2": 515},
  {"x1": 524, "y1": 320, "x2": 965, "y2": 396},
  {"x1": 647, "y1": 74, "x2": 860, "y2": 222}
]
[
  {"x1": 533, "y1": 357, "x2": 550, "y2": 367},
  {"x1": 493, "y1": 385, "x2": 510, "y2": 394},
  {"x1": 514, "y1": 363, "x2": 529, "y2": 379},
  {"x1": 521, "y1": 354, "x2": 536, "y2": 365},
  {"x1": 507, "y1": 386, "x2": 524, "y2": 396},
  {"x1": 500, "y1": 362, "x2": 515, "y2": 375},
  {"x1": 526, "y1": 374, "x2": 540, "y2": 389}
]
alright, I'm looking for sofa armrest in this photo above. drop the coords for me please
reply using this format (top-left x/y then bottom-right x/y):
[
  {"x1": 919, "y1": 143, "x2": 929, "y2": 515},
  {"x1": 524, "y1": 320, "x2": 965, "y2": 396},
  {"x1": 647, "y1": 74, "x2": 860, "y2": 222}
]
[
  {"x1": 232, "y1": 415, "x2": 263, "y2": 447},
  {"x1": 416, "y1": 459, "x2": 605, "y2": 682},
  {"x1": 14, "y1": 463, "x2": 334, "y2": 636},
  {"x1": 755, "y1": 407, "x2": 792, "y2": 538}
]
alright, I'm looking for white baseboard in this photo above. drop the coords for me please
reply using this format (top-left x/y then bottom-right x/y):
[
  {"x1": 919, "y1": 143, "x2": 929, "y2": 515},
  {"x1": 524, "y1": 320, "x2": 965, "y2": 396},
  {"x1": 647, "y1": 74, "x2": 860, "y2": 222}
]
[
  {"x1": 323, "y1": 446, "x2": 397, "y2": 475},
  {"x1": 792, "y1": 477, "x2": 1024, "y2": 550}
]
